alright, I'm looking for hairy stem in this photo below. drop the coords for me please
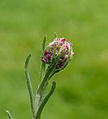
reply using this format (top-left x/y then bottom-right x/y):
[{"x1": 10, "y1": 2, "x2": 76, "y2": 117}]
[{"x1": 36, "y1": 81, "x2": 56, "y2": 119}]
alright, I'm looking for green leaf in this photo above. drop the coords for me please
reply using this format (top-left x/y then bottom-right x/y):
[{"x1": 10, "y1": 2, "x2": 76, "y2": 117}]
[
  {"x1": 6, "y1": 110, "x2": 13, "y2": 119},
  {"x1": 36, "y1": 81, "x2": 56, "y2": 119},
  {"x1": 42, "y1": 36, "x2": 46, "y2": 51},
  {"x1": 52, "y1": 43, "x2": 56, "y2": 61},
  {"x1": 38, "y1": 36, "x2": 47, "y2": 85},
  {"x1": 38, "y1": 62, "x2": 45, "y2": 86},
  {"x1": 25, "y1": 54, "x2": 35, "y2": 117}
]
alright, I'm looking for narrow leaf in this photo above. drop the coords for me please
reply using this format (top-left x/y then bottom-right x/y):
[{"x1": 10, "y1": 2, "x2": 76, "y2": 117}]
[
  {"x1": 36, "y1": 81, "x2": 56, "y2": 119},
  {"x1": 38, "y1": 62, "x2": 45, "y2": 86},
  {"x1": 42, "y1": 36, "x2": 46, "y2": 51},
  {"x1": 40, "y1": 81, "x2": 48, "y2": 102},
  {"x1": 52, "y1": 43, "x2": 56, "y2": 61},
  {"x1": 38, "y1": 36, "x2": 46, "y2": 85},
  {"x1": 25, "y1": 54, "x2": 35, "y2": 117}
]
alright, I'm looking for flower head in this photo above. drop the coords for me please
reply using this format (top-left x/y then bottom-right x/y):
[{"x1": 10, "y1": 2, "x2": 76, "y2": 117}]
[{"x1": 41, "y1": 37, "x2": 74, "y2": 69}]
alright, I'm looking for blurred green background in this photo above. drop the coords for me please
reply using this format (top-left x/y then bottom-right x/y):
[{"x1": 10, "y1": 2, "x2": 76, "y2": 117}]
[{"x1": 0, "y1": 0, "x2": 108, "y2": 119}]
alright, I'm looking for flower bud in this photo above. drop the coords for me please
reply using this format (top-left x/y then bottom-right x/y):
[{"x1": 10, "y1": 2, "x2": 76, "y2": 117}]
[{"x1": 41, "y1": 37, "x2": 74, "y2": 69}]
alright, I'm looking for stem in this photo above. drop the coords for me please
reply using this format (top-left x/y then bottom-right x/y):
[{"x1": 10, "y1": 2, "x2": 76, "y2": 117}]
[
  {"x1": 37, "y1": 66, "x2": 54, "y2": 95},
  {"x1": 35, "y1": 37, "x2": 47, "y2": 115},
  {"x1": 38, "y1": 62, "x2": 45, "y2": 88},
  {"x1": 35, "y1": 69, "x2": 51, "y2": 114},
  {"x1": 35, "y1": 62, "x2": 56, "y2": 117},
  {"x1": 38, "y1": 36, "x2": 46, "y2": 86},
  {"x1": 36, "y1": 81, "x2": 56, "y2": 119}
]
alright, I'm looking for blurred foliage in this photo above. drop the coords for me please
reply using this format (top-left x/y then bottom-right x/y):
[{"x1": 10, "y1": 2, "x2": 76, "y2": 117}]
[{"x1": 0, "y1": 0, "x2": 108, "y2": 119}]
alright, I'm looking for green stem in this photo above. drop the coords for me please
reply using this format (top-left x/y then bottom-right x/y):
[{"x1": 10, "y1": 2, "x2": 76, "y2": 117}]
[
  {"x1": 37, "y1": 66, "x2": 54, "y2": 95},
  {"x1": 35, "y1": 36, "x2": 47, "y2": 115},
  {"x1": 36, "y1": 81, "x2": 56, "y2": 119},
  {"x1": 38, "y1": 36, "x2": 46, "y2": 86}
]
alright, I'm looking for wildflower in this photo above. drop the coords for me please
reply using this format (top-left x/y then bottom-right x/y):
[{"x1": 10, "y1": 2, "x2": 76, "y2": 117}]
[
  {"x1": 24, "y1": 35, "x2": 74, "y2": 119},
  {"x1": 41, "y1": 37, "x2": 74, "y2": 69}
]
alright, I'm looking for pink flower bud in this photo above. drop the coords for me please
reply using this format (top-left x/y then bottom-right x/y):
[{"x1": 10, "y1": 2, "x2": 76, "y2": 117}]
[
  {"x1": 41, "y1": 57, "x2": 46, "y2": 63},
  {"x1": 55, "y1": 52, "x2": 58, "y2": 56},
  {"x1": 60, "y1": 38, "x2": 66, "y2": 43},
  {"x1": 54, "y1": 37, "x2": 58, "y2": 41},
  {"x1": 41, "y1": 37, "x2": 74, "y2": 69},
  {"x1": 69, "y1": 42, "x2": 72, "y2": 46},
  {"x1": 44, "y1": 50, "x2": 50, "y2": 55}
]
